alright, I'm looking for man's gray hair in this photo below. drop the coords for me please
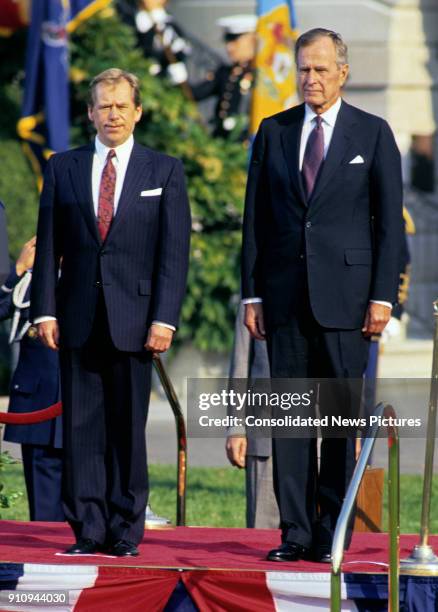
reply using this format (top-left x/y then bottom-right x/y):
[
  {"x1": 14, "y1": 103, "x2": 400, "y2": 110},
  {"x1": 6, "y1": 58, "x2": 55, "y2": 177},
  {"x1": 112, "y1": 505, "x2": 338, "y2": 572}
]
[
  {"x1": 88, "y1": 68, "x2": 142, "y2": 107},
  {"x1": 295, "y1": 28, "x2": 348, "y2": 67}
]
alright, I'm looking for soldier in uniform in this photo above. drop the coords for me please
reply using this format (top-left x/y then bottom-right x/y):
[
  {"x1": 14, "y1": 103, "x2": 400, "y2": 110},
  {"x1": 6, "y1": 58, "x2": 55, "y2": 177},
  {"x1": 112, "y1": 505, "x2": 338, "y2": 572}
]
[
  {"x1": 0, "y1": 236, "x2": 63, "y2": 521},
  {"x1": 119, "y1": 0, "x2": 191, "y2": 85},
  {"x1": 226, "y1": 302, "x2": 280, "y2": 529},
  {"x1": 191, "y1": 15, "x2": 257, "y2": 140}
]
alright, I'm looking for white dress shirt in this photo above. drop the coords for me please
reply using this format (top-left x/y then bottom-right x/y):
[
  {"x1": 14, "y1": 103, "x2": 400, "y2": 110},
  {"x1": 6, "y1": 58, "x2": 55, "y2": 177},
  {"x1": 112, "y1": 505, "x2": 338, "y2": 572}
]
[
  {"x1": 34, "y1": 135, "x2": 176, "y2": 331},
  {"x1": 243, "y1": 97, "x2": 391, "y2": 311}
]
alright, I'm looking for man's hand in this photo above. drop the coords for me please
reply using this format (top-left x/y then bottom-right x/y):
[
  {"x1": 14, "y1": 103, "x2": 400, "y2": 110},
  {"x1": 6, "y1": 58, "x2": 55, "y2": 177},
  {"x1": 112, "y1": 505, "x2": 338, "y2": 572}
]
[
  {"x1": 16, "y1": 236, "x2": 36, "y2": 276},
  {"x1": 362, "y1": 302, "x2": 392, "y2": 337},
  {"x1": 244, "y1": 302, "x2": 266, "y2": 340},
  {"x1": 37, "y1": 320, "x2": 60, "y2": 351},
  {"x1": 144, "y1": 324, "x2": 174, "y2": 353},
  {"x1": 225, "y1": 435, "x2": 247, "y2": 468}
]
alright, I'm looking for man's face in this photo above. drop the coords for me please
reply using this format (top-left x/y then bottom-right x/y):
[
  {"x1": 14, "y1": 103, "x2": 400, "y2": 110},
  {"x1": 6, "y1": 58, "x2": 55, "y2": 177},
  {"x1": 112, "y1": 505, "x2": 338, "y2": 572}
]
[
  {"x1": 88, "y1": 79, "x2": 142, "y2": 147},
  {"x1": 226, "y1": 32, "x2": 256, "y2": 65},
  {"x1": 297, "y1": 36, "x2": 348, "y2": 114}
]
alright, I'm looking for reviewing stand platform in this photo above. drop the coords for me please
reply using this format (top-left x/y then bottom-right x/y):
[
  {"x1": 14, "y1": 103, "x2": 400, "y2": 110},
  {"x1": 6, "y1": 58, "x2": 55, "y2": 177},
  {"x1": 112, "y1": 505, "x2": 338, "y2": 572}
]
[{"x1": 0, "y1": 521, "x2": 437, "y2": 611}]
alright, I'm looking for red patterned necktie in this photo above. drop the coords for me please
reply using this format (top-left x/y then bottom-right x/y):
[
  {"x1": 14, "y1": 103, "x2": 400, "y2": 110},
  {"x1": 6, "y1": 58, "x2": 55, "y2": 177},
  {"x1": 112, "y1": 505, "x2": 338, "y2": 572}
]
[
  {"x1": 302, "y1": 116, "x2": 324, "y2": 198},
  {"x1": 97, "y1": 149, "x2": 116, "y2": 242}
]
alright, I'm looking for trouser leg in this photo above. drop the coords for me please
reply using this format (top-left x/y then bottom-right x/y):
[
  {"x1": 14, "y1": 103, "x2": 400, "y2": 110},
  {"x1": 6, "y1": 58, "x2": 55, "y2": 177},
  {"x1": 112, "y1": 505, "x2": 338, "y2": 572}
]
[
  {"x1": 60, "y1": 297, "x2": 152, "y2": 545},
  {"x1": 105, "y1": 349, "x2": 152, "y2": 544},
  {"x1": 267, "y1": 307, "x2": 368, "y2": 548},
  {"x1": 21, "y1": 444, "x2": 64, "y2": 522},
  {"x1": 60, "y1": 346, "x2": 108, "y2": 543}
]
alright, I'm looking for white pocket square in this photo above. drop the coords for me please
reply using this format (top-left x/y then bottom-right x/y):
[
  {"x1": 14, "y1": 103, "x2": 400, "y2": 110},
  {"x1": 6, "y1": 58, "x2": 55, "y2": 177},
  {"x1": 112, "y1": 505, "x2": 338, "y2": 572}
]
[
  {"x1": 141, "y1": 188, "x2": 162, "y2": 196},
  {"x1": 349, "y1": 155, "x2": 364, "y2": 164}
]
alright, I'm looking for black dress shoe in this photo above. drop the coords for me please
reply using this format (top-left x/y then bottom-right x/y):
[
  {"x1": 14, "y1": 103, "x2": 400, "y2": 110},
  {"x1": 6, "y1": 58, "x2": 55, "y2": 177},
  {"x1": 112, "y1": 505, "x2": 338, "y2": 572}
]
[
  {"x1": 65, "y1": 538, "x2": 100, "y2": 555},
  {"x1": 314, "y1": 545, "x2": 332, "y2": 564},
  {"x1": 108, "y1": 540, "x2": 139, "y2": 557},
  {"x1": 267, "y1": 542, "x2": 310, "y2": 562}
]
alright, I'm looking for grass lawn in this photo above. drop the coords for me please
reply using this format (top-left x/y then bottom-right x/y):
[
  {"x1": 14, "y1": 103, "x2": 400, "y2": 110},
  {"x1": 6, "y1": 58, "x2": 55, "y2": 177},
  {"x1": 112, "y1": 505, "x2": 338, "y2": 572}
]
[
  {"x1": 0, "y1": 462, "x2": 247, "y2": 526},
  {"x1": 1, "y1": 460, "x2": 438, "y2": 534}
]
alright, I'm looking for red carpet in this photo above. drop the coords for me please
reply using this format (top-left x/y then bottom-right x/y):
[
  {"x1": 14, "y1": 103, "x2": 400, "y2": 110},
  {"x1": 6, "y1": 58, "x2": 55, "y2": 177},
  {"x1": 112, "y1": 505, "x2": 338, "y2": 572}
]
[
  {"x1": 2, "y1": 522, "x2": 438, "y2": 611},
  {"x1": 0, "y1": 520, "x2": 436, "y2": 573}
]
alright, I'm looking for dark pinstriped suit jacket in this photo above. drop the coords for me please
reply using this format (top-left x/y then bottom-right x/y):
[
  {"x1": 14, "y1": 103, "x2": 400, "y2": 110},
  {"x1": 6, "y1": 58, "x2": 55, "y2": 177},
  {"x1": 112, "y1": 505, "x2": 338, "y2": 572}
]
[
  {"x1": 30, "y1": 142, "x2": 191, "y2": 351},
  {"x1": 242, "y1": 101, "x2": 404, "y2": 330}
]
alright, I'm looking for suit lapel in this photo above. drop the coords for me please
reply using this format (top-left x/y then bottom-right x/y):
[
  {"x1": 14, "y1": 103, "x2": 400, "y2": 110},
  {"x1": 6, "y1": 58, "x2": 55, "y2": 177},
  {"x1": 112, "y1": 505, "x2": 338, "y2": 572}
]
[
  {"x1": 106, "y1": 143, "x2": 153, "y2": 239},
  {"x1": 308, "y1": 100, "x2": 357, "y2": 206},
  {"x1": 280, "y1": 105, "x2": 307, "y2": 206},
  {"x1": 69, "y1": 145, "x2": 100, "y2": 244}
]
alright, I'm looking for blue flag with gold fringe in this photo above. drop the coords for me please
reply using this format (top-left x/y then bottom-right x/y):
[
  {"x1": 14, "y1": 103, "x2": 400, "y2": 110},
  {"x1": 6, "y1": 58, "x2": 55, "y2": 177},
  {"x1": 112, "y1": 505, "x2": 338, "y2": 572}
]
[{"x1": 17, "y1": 1, "x2": 110, "y2": 189}]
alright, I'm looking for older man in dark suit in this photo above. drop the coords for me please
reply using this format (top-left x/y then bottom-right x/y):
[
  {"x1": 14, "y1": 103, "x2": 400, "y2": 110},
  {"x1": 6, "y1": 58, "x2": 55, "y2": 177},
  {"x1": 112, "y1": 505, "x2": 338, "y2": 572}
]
[
  {"x1": 31, "y1": 68, "x2": 191, "y2": 556},
  {"x1": 242, "y1": 29, "x2": 404, "y2": 563}
]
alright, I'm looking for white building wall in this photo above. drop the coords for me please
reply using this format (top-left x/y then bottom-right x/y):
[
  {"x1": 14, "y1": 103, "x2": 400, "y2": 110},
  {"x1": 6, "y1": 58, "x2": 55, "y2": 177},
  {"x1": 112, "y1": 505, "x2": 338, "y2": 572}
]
[{"x1": 170, "y1": 0, "x2": 438, "y2": 166}]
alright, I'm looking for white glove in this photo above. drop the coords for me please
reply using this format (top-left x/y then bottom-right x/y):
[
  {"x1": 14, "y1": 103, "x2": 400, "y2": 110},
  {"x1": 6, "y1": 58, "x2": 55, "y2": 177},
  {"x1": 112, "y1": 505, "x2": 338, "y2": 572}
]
[
  {"x1": 381, "y1": 316, "x2": 402, "y2": 343},
  {"x1": 135, "y1": 10, "x2": 153, "y2": 33},
  {"x1": 136, "y1": 8, "x2": 167, "y2": 32},
  {"x1": 167, "y1": 61, "x2": 188, "y2": 84}
]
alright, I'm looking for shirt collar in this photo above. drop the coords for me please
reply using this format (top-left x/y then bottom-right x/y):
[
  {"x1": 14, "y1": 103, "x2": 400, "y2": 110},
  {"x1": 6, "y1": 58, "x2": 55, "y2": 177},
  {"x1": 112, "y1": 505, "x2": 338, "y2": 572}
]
[
  {"x1": 94, "y1": 135, "x2": 134, "y2": 164},
  {"x1": 304, "y1": 97, "x2": 342, "y2": 127}
]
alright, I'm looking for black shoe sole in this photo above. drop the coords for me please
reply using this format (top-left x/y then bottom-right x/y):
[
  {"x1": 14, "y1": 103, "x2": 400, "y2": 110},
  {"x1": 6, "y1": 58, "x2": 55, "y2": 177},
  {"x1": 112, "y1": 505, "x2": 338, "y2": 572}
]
[
  {"x1": 315, "y1": 555, "x2": 332, "y2": 564},
  {"x1": 266, "y1": 552, "x2": 308, "y2": 562}
]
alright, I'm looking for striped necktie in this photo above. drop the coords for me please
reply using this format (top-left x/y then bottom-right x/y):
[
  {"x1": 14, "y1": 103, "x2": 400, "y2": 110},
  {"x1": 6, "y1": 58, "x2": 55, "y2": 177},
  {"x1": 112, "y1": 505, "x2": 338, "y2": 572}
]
[{"x1": 302, "y1": 116, "x2": 324, "y2": 198}]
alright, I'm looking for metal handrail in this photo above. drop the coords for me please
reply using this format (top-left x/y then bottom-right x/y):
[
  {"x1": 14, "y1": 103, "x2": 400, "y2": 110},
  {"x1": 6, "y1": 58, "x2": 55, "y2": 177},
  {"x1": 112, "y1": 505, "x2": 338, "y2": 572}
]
[
  {"x1": 153, "y1": 355, "x2": 187, "y2": 527},
  {"x1": 400, "y1": 299, "x2": 438, "y2": 574},
  {"x1": 330, "y1": 402, "x2": 400, "y2": 612},
  {"x1": 418, "y1": 300, "x2": 438, "y2": 548}
]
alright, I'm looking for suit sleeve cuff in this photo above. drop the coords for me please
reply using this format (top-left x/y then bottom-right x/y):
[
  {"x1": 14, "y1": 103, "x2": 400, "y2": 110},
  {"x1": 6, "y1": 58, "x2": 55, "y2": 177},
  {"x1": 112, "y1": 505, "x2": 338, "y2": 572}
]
[
  {"x1": 226, "y1": 428, "x2": 247, "y2": 437},
  {"x1": 34, "y1": 316, "x2": 57, "y2": 324},
  {"x1": 370, "y1": 300, "x2": 393, "y2": 309},
  {"x1": 242, "y1": 298, "x2": 263, "y2": 305},
  {"x1": 152, "y1": 320, "x2": 176, "y2": 332}
]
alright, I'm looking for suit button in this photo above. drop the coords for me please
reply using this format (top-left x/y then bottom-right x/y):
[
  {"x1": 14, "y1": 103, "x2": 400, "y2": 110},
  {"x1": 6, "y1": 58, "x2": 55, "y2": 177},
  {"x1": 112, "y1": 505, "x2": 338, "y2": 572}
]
[
  {"x1": 13, "y1": 384, "x2": 19, "y2": 390},
  {"x1": 299, "y1": 254, "x2": 304, "y2": 259},
  {"x1": 306, "y1": 221, "x2": 312, "y2": 229},
  {"x1": 94, "y1": 280, "x2": 102, "y2": 288}
]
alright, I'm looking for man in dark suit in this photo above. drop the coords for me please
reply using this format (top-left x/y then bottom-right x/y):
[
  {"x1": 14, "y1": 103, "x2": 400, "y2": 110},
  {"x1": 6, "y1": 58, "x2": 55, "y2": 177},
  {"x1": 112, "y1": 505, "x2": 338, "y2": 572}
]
[
  {"x1": 31, "y1": 68, "x2": 191, "y2": 556},
  {"x1": 241, "y1": 29, "x2": 403, "y2": 563}
]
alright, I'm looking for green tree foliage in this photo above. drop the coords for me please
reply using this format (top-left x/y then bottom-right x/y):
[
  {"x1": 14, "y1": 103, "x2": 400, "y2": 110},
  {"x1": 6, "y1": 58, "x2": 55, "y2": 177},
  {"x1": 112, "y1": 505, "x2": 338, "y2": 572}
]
[
  {"x1": 0, "y1": 140, "x2": 39, "y2": 254},
  {"x1": 0, "y1": 8, "x2": 248, "y2": 352},
  {"x1": 0, "y1": 31, "x2": 39, "y2": 255}
]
